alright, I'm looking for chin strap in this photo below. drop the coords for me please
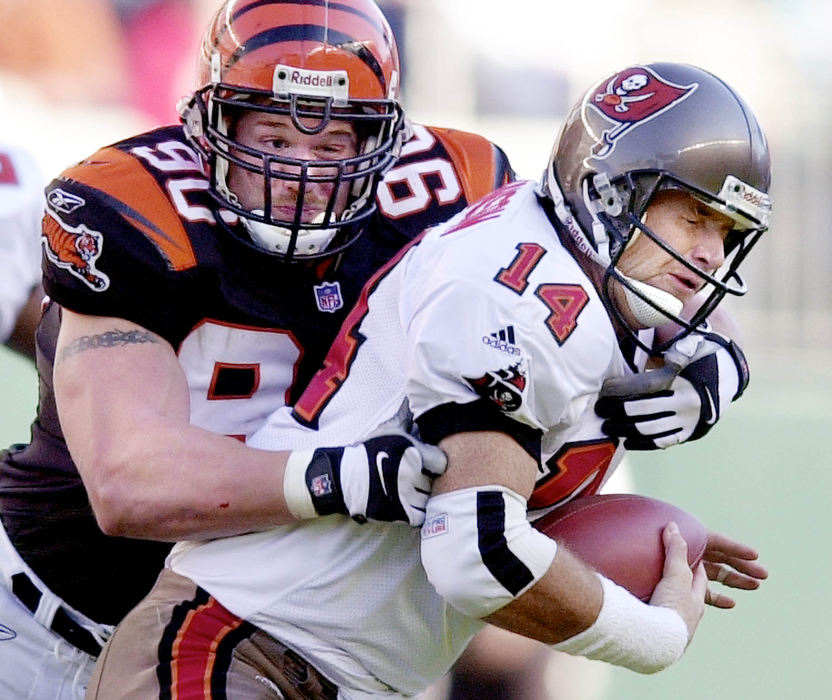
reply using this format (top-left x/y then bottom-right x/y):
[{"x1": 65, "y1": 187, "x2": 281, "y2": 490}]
[
  {"x1": 618, "y1": 275, "x2": 684, "y2": 328},
  {"x1": 242, "y1": 211, "x2": 338, "y2": 256}
]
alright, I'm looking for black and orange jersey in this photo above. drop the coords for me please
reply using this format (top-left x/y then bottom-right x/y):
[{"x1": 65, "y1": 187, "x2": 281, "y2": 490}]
[{"x1": 0, "y1": 123, "x2": 514, "y2": 624}]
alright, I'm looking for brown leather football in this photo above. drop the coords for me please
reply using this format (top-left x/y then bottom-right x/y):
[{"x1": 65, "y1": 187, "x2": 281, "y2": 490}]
[{"x1": 533, "y1": 494, "x2": 707, "y2": 601}]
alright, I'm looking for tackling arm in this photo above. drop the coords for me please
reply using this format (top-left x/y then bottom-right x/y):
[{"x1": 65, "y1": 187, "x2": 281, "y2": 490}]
[
  {"x1": 54, "y1": 310, "x2": 296, "y2": 540},
  {"x1": 55, "y1": 310, "x2": 443, "y2": 541}
]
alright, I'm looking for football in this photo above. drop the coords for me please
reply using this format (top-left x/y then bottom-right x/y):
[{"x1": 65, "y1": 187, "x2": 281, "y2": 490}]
[{"x1": 533, "y1": 493, "x2": 707, "y2": 601}]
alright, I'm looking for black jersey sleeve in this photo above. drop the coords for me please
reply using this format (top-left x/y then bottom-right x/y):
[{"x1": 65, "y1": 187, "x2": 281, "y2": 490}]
[{"x1": 41, "y1": 129, "x2": 208, "y2": 341}]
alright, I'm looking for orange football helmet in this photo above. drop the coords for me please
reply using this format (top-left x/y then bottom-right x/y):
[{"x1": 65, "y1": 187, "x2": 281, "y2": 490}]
[{"x1": 180, "y1": 0, "x2": 406, "y2": 260}]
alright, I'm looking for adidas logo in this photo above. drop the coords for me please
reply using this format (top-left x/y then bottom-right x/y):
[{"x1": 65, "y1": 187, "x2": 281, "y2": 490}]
[{"x1": 482, "y1": 326, "x2": 521, "y2": 355}]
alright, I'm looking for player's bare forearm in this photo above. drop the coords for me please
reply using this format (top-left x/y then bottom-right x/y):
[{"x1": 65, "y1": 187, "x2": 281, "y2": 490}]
[
  {"x1": 54, "y1": 309, "x2": 296, "y2": 541},
  {"x1": 427, "y1": 431, "x2": 703, "y2": 666},
  {"x1": 484, "y1": 545, "x2": 603, "y2": 643}
]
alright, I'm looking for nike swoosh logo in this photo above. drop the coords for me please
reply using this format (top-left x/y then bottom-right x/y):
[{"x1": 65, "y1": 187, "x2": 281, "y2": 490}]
[
  {"x1": 703, "y1": 387, "x2": 717, "y2": 425},
  {"x1": 0, "y1": 623, "x2": 17, "y2": 641},
  {"x1": 376, "y1": 452, "x2": 390, "y2": 497}
]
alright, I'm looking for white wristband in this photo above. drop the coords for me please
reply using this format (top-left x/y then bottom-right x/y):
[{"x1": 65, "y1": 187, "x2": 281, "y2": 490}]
[
  {"x1": 282, "y1": 449, "x2": 318, "y2": 520},
  {"x1": 551, "y1": 574, "x2": 689, "y2": 674}
]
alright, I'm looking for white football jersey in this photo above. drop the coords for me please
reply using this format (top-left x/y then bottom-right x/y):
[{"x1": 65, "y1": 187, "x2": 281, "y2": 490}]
[
  {"x1": 169, "y1": 181, "x2": 646, "y2": 698},
  {"x1": 0, "y1": 144, "x2": 43, "y2": 342}
]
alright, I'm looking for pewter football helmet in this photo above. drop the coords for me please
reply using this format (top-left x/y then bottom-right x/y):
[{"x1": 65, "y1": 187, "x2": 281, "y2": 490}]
[{"x1": 542, "y1": 62, "x2": 771, "y2": 352}]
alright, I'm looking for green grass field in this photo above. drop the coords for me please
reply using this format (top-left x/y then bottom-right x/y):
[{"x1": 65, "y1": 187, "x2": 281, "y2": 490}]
[
  {"x1": 0, "y1": 348, "x2": 38, "y2": 448},
  {"x1": 1, "y1": 347, "x2": 827, "y2": 698}
]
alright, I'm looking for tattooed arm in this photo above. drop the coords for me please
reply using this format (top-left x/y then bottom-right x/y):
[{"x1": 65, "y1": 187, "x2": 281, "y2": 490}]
[{"x1": 53, "y1": 310, "x2": 300, "y2": 540}]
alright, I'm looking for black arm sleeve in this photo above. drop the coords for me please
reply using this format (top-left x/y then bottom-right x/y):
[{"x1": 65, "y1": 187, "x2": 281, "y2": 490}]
[{"x1": 416, "y1": 399, "x2": 542, "y2": 464}]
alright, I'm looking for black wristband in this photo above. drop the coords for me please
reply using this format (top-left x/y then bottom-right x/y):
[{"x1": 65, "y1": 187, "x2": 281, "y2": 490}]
[{"x1": 304, "y1": 447, "x2": 347, "y2": 516}]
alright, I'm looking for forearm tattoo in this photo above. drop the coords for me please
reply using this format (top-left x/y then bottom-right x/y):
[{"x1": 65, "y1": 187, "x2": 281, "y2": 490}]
[{"x1": 57, "y1": 328, "x2": 161, "y2": 364}]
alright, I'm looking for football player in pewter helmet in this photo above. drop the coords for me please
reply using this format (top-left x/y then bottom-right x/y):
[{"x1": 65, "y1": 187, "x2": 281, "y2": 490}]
[
  {"x1": 179, "y1": 0, "x2": 407, "y2": 261},
  {"x1": 542, "y1": 62, "x2": 772, "y2": 354}
]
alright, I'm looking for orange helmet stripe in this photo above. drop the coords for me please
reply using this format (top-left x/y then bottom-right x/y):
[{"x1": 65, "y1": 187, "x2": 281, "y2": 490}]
[
  {"x1": 229, "y1": 26, "x2": 387, "y2": 92},
  {"x1": 207, "y1": 0, "x2": 398, "y2": 98}
]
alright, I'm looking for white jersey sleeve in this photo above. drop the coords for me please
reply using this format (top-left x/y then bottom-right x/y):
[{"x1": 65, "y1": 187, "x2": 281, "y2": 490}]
[
  {"x1": 168, "y1": 181, "x2": 639, "y2": 696},
  {"x1": 400, "y1": 181, "x2": 619, "y2": 454},
  {"x1": 0, "y1": 144, "x2": 43, "y2": 342}
]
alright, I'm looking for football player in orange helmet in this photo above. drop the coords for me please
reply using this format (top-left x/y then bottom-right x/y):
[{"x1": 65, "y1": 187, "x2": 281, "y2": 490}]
[
  {"x1": 0, "y1": 1, "x2": 513, "y2": 697},
  {"x1": 179, "y1": 0, "x2": 408, "y2": 260}
]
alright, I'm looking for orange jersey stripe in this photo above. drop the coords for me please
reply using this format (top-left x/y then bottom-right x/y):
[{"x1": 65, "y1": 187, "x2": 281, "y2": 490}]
[
  {"x1": 432, "y1": 128, "x2": 504, "y2": 205},
  {"x1": 62, "y1": 147, "x2": 198, "y2": 271}
]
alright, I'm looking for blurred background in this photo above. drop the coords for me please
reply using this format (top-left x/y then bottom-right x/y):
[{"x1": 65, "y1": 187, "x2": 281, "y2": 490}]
[{"x1": 0, "y1": 0, "x2": 829, "y2": 697}]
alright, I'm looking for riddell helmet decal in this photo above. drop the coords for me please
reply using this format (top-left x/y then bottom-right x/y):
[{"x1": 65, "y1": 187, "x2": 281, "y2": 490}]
[{"x1": 589, "y1": 66, "x2": 698, "y2": 158}]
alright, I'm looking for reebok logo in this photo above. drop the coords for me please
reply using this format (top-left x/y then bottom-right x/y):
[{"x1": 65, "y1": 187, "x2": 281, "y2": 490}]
[
  {"x1": 482, "y1": 326, "x2": 521, "y2": 356},
  {"x1": 47, "y1": 188, "x2": 85, "y2": 214}
]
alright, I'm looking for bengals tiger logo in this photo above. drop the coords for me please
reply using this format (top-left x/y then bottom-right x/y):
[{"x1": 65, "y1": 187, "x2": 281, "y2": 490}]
[{"x1": 42, "y1": 212, "x2": 110, "y2": 291}]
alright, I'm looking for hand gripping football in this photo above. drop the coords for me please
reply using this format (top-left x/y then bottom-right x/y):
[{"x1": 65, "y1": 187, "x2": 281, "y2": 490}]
[{"x1": 533, "y1": 494, "x2": 707, "y2": 601}]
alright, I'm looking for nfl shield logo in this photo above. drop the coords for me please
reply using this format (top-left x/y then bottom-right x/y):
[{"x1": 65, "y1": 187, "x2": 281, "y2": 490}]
[
  {"x1": 310, "y1": 473, "x2": 333, "y2": 497},
  {"x1": 314, "y1": 281, "x2": 344, "y2": 313}
]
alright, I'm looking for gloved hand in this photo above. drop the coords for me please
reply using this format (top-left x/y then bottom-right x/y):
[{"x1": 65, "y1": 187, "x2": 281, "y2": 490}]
[
  {"x1": 283, "y1": 431, "x2": 447, "y2": 525},
  {"x1": 595, "y1": 332, "x2": 749, "y2": 450}
]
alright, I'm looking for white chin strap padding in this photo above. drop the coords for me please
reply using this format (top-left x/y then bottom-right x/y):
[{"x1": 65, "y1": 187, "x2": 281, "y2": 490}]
[
  {"x1": 620, "y1": 276, "x2": 684, "y2": 328},
  {"x1": 243, "y1": 211, "x2": 338, "y2": 256}
]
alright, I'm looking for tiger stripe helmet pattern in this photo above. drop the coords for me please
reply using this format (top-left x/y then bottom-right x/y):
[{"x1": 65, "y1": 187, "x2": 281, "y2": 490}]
[{"x1": 180, "y1": 0, "x2": 407, "y2": 261}]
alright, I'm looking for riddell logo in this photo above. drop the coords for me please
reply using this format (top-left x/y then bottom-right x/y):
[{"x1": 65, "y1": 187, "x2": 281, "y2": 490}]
[
  {"x1": 742, "y1": 190, "x2": 767, "y2": 207},
  {"x1": 290, "y1": 71, "x2": 335, "y2": 88},
  {"x1": 274, "y1": 65, "x2": 349, "y2": 100}
]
